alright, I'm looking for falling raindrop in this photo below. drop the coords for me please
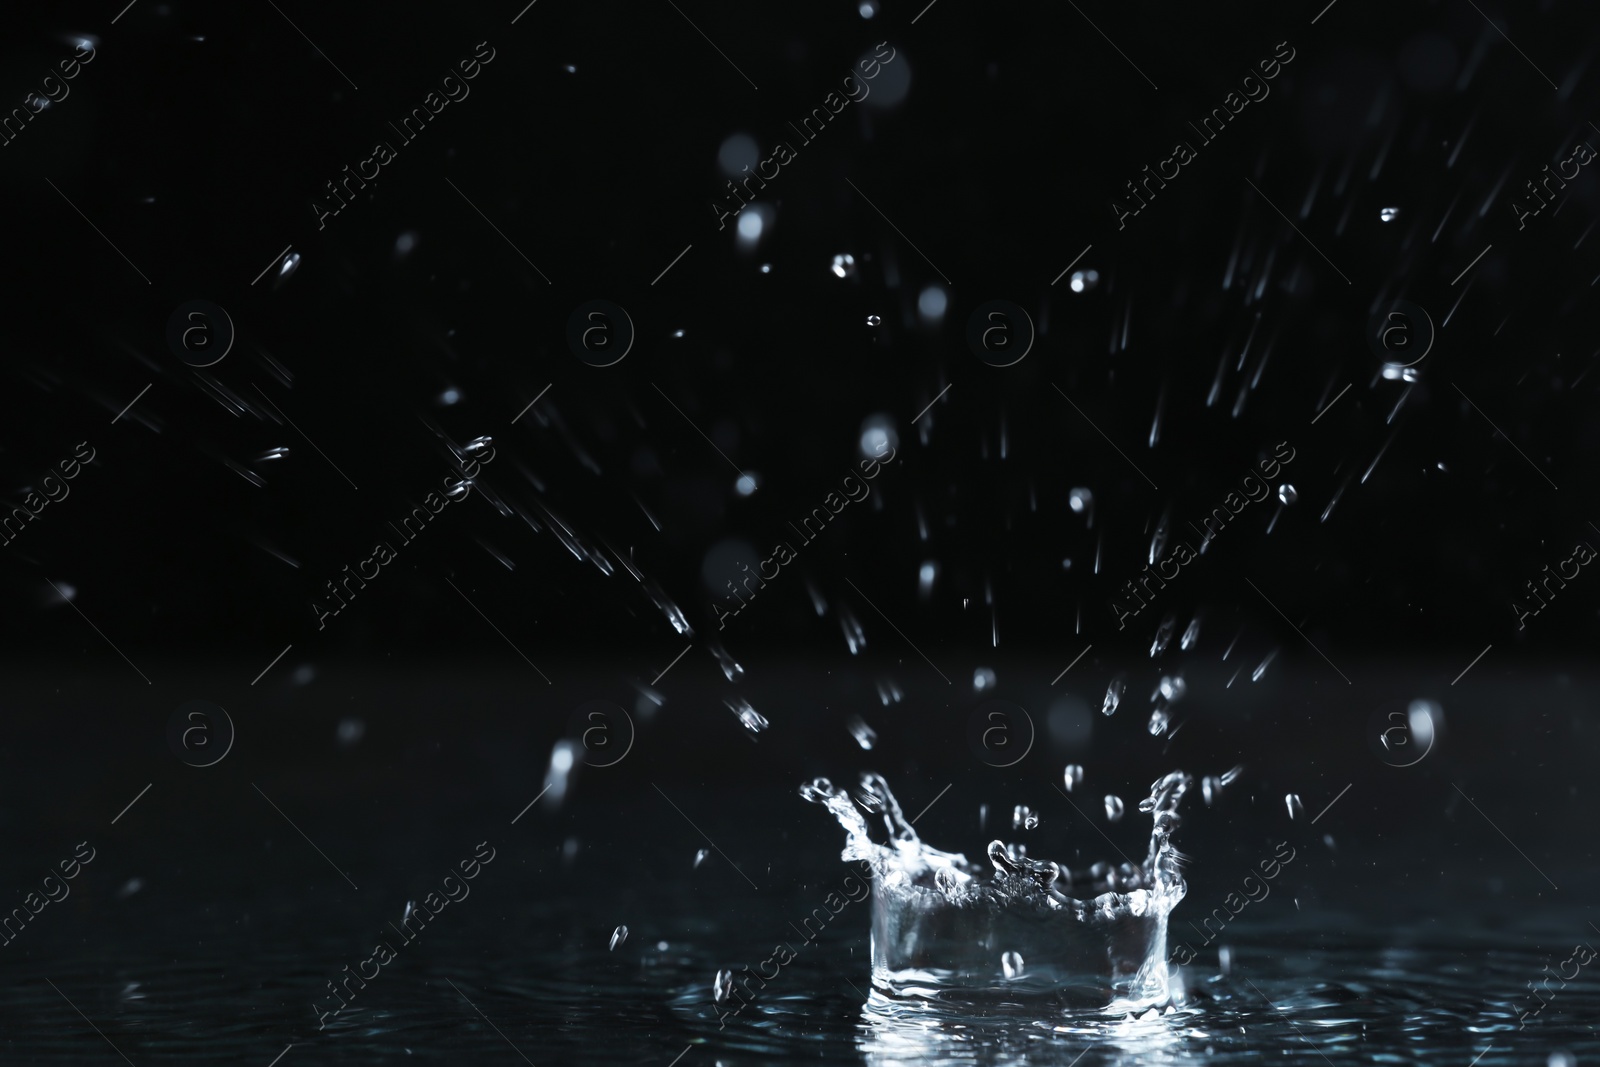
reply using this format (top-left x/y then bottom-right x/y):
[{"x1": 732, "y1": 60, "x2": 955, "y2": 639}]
[
  {"x1": 1068, "y1": 487, "x2": 1095, "y2": 526},
  {"x1": 1069, "y1": 269, "x2": 1101, "y2": 293},
  {"x1": 1202, "y1": 776, "x2": 1222, "y2": 806},
  {"x1": 1158, "y1": 674, "x2": 1187, "y2": 702},
  {"x1": 866, "y1": 314, "x2": 882, "y2": 326},
  {"x1": 1252, "y1": 648, "x2": 1278, "y2": 682},
  {"x1": 255, "y1": 447, "x2": 290, "y2": 462},
  {"x1": 1104, "y1": 795, "x2": 1125, "y2": 822},
  {"x1": 1379, "y1": 206, "x2": 1401, "y2": 222},
  {"x1": 1063, "y1": 764, "x2": 1084, "y2": 792},
  {"x1": 734, "y1": 473, "x2": 759, "y2": 496},
  {"x1": 839, "y1": 606, "x2": 866, "y2": 654},
  {"x1": 831, "y1": 253, "x2": 858, "y2": 279},
  {"x1": 1150, "y1": 614, "x2": 1177, "y2": 657},
  {"x1": 847, "y1": 715, "x2": 877, "y2": 750},
  {"x1": 726, "y1": 699, "x2": 769, "y2": 736},
  {"x1": 1148, "y1": 707, "x2": 1170, "y2": 736},
  {"x1": 759, "y1": 263, "x2": 771, "y2": 273},
  {"x1": 1278, "y1": 484, "x2": 1298, "y2": 505},
  {"x1": 973, "y1": 667, "x2": 996, "y2": 692},
  {"x1": 1002, "y1": 951, "x2": 1025, "y2": 979},
  {"x1": 918, "y1": 561, "x2": 938, "y2": 599},
  {"x1": 1101, "y1": 675, "x2": 1126, "y2": 715},
  {"x1": 276, "y1": 251, "x2": 301, "y2": 284},
  {"x1": 709, "y1": 642, "x2": 744, "y2": 682},
  {"x1": 714, "y1": 969, "x2": 736, "y2": 1002},
  {"x1": 1219, "y1": 945, "x2": 1233, "y2": 975},
  {"x1": 1012, "y1": 805, "x2": 1039, "y2": 830},
  {"x1": 337, "y1": 718, "x2": 364, "y2": 747},
  {"x1": 1286, "y1": 793, "x2": 1305, "y2": 820},
  {"x1": 609, "y1": 926, "x2": 628, "y2": 951},
  {"x1": 1180, "y1": 616, "x2": 1201, "y2": 650},
  {"x1": 694, "y1": 848, "x2": 709, "y2": 868}
]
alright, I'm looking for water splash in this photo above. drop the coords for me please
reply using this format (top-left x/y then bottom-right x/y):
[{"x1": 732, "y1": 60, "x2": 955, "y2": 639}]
[{"x1": 801, "y1": 771, "x2": 1195, "y2": 1012}]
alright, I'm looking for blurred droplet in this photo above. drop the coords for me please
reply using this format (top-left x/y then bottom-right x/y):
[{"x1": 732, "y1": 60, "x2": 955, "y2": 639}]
[
  {"x1": 714, "y1": 969, "x2": 735, "y2": 1002},
  {"x1": 1104, "y1": 795, "x2": 1125, "y2": 822},
  {"x1": 839, "y1": 605, "x2": 866, "y2": 654},
  {"x1": 255, "y1": 447, "x2": 290, "y2": 462},
  {"x1": 831, "y1": 253, "x2": 858, "y2": 279},
  {"x1": 1101, "y1": 675, "x2": 1125, "y2": 715},
  {"x1": 727, "y1": 698, "x2": 769, "y2": 736},
  {"x1": 337, "y1": 717, "x2": 364, "y2": 747},
  {"x1": 1379, "y1": 206, "x2": 1400, "y2": 223},
  {"x1": 918, "y1": 561, "x2": 938, "y2": 599},
  {"x1": 609, "y1": 925, "x2": 628, "y2": 951},
  {"x1": 1219, "y1": 945, "x2": 1233, "y2": 975},
  {"x1": 1286, "y1": 793, "x2": 1305, "y2": 820},
  {"x1": 276, "y1": 251, "x2": 301, "y2": 285},
  {"x1": 117, "y1": 878, "x2": 144, "y2": 899},
  {"x1": 759, "y1": 263, "x2": 771, "y2": 273},
  {"x1": 866, "y1": 314, "x2": 882, "y2": 326},
  {"x1": 973, "y1": 667, "x2": 996, "y2": 692},
  {"x1": 917, "y1": 285, "x2": 948, "y2": 325},
  {"x1": 847, "y1": 715, "x2": 877, "y2": 750},
  {"x1": 717, "y1": 133, "x2": 759, "y2": 178},
  {"x1": 1278, "y1": 484, "x2": 1298, "y2": 505},
  {"x1": 1069, "y1": 269, "x2": 1101, "y2": 293},
  {"x1": 694, "y1": 848, "x2": 709, "y2": 868},
  {"x1": 858, "y1": 414, "x2": 898, "y2": 460},
  {"x1": 1012, "y1": 805, "x2": 1039, "y2": 830},
  {"x1": 1002, "y1": 951, "x2": 1025, "y2": 979},
  {"x1": 1063, "y1": 764, "x2": 1084, "y2": 792},
  {"x1": 734, "y1": 473, "x2": 759, "y2": 496},
  {"x1": 859, "y1": 0, "x2": 878, "y2": 16},
  {"x1": 1180, "y1": 616, "x2": 1201, "y2": 650},
  {"x1": 394, "y1": 231, "x2": 418, "y2": 259},
  {"x1": 438, "y1": 387, "x2": 461, "y2": 405}
]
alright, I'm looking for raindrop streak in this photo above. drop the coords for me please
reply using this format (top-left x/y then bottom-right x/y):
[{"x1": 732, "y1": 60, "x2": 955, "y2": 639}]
[
  {"x1": 1012, "y1": 805, "x2": 1039, "y2": 830},
  {"x1": 848, "y1": 715, "x2": 878, "y2": 750},
  {"x1": 1252, "y1": 648, "x2": 1278, "y2": 682},
  {"x1": 609, "y1": 926, "x2": 628, "y2": 951},
  {"x1": 1180, "y1": 616, "x2": 1201, "y2": 650},
  {"x1": 1063, "y1": 764, "x2": 1084, "y2": 792},
  {"x1": 726, "y1": 699, "x2": 769, "y2": 736},
  {"x1": 1148, "y1": 707, "x2": 1170, "y2": 736},
  {"x1": 1002, "y1": 951, "x2": 1025, "y2": 979},
  {"x1": 1104, "y1": 795, "x2": 1125, "y2": 822},
  {"x1": 694, "y1": 848, "x2": 709, "y2": 868},
  {"x1": 709, "y1": 642, "x2": 744, "y2": 682},
  {"x1": 1286, "y1": 793, "x2": 1305, "y2": 821},
  {"x1": 1101, "y1": 675, "x2": 1126, "y2": 715},
  {"x1": 839, "y1": 606, "x2": 866, "y2": 654},
  {"x1": 1150, "y1": 614, "x2": 1176, "y2": 658}
]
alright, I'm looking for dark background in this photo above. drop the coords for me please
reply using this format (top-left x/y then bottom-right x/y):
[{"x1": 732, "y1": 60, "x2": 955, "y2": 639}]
[{"x1": 0, "y1": 0, "x2": 1596, "y2": 1062}]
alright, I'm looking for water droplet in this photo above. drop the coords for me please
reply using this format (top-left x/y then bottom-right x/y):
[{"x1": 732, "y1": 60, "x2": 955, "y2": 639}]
[
  {"x1": 609, "y1": 925, "x2": 628, "y2": 950},
  {"x1": 972, "y1": 667, "x2": 996, "y2": 692},
  {"x1": 543, "y1": 739, "x2": 579, "y2": 809},
  {"x1": 876, "y1": 678, "x2": 903, "y2": 705},
  {"x1": 1147, "y1": 707, "x2": 1170, "y2": 735},
  {"x1": 1252, "y1": 648, "x2": 1278, "y2": 682},
  {"x1": 1101, "y1": 674, "x2": 1126, "y2": 715},
  {"x1": 1286, "y1": 793, "x2": 1305, "y2": 820},
  {"x1": 859, "y1": 0, "x2": 878, "y2": 16},
  {"x1": 917, "y1": 284, "x2": 948, "y2": 324},
  {"x1": 1063, "y1": 764, "x2": 1084, "y2": 792},
  {"x1": 1379, "y1": 206, "x2": 1401, "y2": 223},
  {"x1": 1069, "y1": 269, "x2": 1101, "y2": 293},
  {"x1": 694, "y1": 848, "x2": 710, "y2": 868},
  {"x1": 1382, "y1": 362, "x2": 1420, "y2": 382},
  {"x1": 714, "y1": 968, "x2": 736, "y2": 1002},
  {"x1": 1158, "y1": 674, "x2": 1187, "y2": 702},
  {"x1": 438, "y1": 387, "x2": 461, "y2": 405},
  {"x1": 1220, "y1": 764, "x2": 1244, "y2": 786},
  {"x1": 336, "y1": 718, "x2": 364, "y2": 747},
  {"x1": 847, "y1": 715, "x2": 877, "y2": 750},
  {"x1": 830, "y1": 253, "x2": 858, "y2": 279},
  {"x1": 394, "y1": 231, "x2": 418, "y2": 258},
  {"x1": 1001, "y1": 951, "x2": 1025, "y2": 979},
  {"x1": 672, "y1": 329, "x2": 686, "y2": 339},
  {"x1": 839, "y1": 606, "x2": 866, "y2": 654},
  {"x1": 116, "y1": 877, "x2": 143, "y2": 899},
  {"x1": 918, "y1": 561, "x2": 938, "y2": 599},
  {"x1": 255, "y1": 446, "x2": 291, "y2": 462},
  {"x1": 934, "y1": 866, "x2": 959, "y2": 896},
  {"x1": 866, "y1": 313, "x2": 882, "y2": 326},
  {"x1": 1150, "y1": 614, "x2": 1177, "y2": 657},
  {"x1": 1012, "y1": 805, "x2": 1039, "y2": 830},
  {"x1": 1104, "y1": 795, "x2": 1125, "y2": 822},
  {"x1": 734, "y1": 473, "x2": 759, "y2": 496},
  {"x1": 277, "y1": 251, "x2": 301, "y2": 284},
  {"x1": 1202, "y1": 776, "x2": 1222, "y2": 806},
  {"x1": 858, "y1": 414, "x2": 898, "y2": 460},
  {"x1": 1068, "y1": 487, "x2": 1095, "y2": 524},
  {"x1": 1278, "y1": 483, "x2": 1298, "y2": 505},
  {"x1": 727, "y1": 699, "x2": 768, "y2": 736},
  {"x1": 1548, "y1": 1052, "x2": 1576, "y2": 1067},
  {"x1": 1180, "y1": 616, "x2": 1201, "y2": 650},
  {"x1": 759, "y1": 263, "x2": 771, "y2": 274},
  {"x1": 564, "y1": 64, "x2": 577, "y2": 73},
  {"x1": 709, "y1": 642, "x2": 744, "y2": 682},
  {"x1": 1218, "y1": 945, "x2": 1233, "y2": 974}
]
